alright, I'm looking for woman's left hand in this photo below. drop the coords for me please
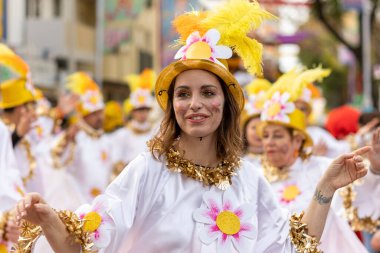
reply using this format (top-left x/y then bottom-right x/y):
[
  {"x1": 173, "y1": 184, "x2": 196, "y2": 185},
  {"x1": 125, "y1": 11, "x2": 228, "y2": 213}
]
[
  {"x1": 5, "y1": 215, "x2": 20, "y2": 243},
  {"x1": 321, "y1": 146, "x2": 371, "y2": 192},
  {"x1": 368, "y1": 127, "x2": 380, "y2": 172}
]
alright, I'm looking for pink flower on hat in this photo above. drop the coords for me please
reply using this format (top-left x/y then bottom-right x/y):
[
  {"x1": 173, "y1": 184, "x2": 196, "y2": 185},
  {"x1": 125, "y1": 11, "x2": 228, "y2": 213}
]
[
  {"x1": 261, "y1": 91, "x2": 295, "y2": 123},
  {"x1": 174, "y1": 29, "x2": 232, "y2": 68}
]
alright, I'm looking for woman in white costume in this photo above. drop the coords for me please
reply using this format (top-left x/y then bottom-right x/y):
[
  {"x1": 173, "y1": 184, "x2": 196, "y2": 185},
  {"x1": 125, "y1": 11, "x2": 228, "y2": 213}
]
[
  {"x1": 0, "y1": 120, "x2": 24, "y2": 252},
  {"x1": 251, "y1": 79, "x2": 370, "y2": 252},
  {"x1": 13, "y1": 2, "x2": 378, "y2": 253}
]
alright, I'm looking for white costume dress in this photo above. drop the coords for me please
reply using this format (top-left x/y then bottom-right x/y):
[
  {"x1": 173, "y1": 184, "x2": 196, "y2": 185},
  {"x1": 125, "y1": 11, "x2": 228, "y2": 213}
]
[
  {"x1": 0, "y1": 121, "x2": 24, "y2": 251},
  {"x1": 78, "y1": 152, "x2": 310, "y2": 253},
  {"x1": 66, "y1": 130, "x2": 114, "y2": 202},
  {"x1": 249, "y1": 156, "x2": 367, "y2": 253},
  {"x1": 110, "y1": 121, "x2": 156, "y2": 166}
]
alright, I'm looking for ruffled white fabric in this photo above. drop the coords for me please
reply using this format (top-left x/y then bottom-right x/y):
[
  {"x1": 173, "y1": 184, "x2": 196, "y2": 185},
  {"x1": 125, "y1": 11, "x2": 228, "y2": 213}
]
[
  {"x1": 249, "y1": 156, "x2": 368, "y2": 253},
  {"x1": 79, "y1": 152, "x2": 298, "y2": 253}
]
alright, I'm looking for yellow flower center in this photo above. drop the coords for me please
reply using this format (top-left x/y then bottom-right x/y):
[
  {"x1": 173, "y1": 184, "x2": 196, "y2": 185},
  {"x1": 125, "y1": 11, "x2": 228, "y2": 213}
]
[
  {"x1": 186, "y1": 41, "x2": 212, "y2": 60},
  {"x1": 282, "y1": 185, "x2": 300, "y2": 201},
  {"x1": 36, "y1": 125, "x2": 43, "y2": 136},
  {"x1": 267, "y1": 102, "x2": 282, "y2": 117},
  {"x1": 0, "y1": 244, "x2": 7, "y2": 253},
  {"x1": 101, "y1": 151, "x2": 108, "y2": 161},
  {"x1": 89, "y1": 95, "x2": 99, "y2": 105},
  {"x1": 83, "y1": 211, "x2": 102, "y2": 232},
  {"x1": 137, "y1": 95, "x2": 146, "y2": 104},
  {"x1": 90, "y1": 187, "x2": 101, "y2": 197},
  {"x1": 216, "y1": 211, "x2": 241, "y2": 235}
]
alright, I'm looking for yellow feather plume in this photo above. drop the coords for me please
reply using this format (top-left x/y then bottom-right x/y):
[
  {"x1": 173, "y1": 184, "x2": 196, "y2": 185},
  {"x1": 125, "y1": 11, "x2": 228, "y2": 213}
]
[
  {"x1": 245, "y1": 78, "x2": 271, "y2": 95},
  {"x1": 124, "y1": 69, "x2": 156, "y2": 92},
  {"x1": 202, "y1": 0, "x2": 276, "y2": 75},
  {"x1": 0, "y1": 44, "x2": 29, "y2": 77},
  {"x1": 0, "y1": 44, "x2": 16, "y2": 55},
  {"x1": 172, "y1": 11, "x2": 209, "y2": 43},
  {"x1": 264, "y1": 68, "x2": 301, "y2": 101},
  {"x1": 66, "y1": 72, "x2": 99, "y2": 94}
]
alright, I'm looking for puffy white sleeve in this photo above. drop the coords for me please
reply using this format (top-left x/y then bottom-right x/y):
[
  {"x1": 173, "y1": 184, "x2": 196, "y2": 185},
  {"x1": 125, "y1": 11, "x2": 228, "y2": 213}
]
[
  {"x1": 75, "y1": 153, "x2": 149, "y2": 252},
  {"x1": 255, "y1": 175, "x2": 296, "y2": 253}
]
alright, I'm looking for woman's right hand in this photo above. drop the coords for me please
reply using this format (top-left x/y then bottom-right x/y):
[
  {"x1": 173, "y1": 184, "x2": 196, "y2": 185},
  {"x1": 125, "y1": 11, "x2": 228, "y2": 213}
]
[{"x1": 15, "y1": 192, "x2": 57, "y2": 227}]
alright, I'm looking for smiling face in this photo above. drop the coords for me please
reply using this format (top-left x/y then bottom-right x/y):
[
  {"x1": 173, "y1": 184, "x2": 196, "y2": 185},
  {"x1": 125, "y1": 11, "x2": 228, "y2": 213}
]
[
  {"x1": 173, "y1": 69, "x2": 225, "y2": 139},
  {"x1": 261, "y1": 124, "x2": 303, "y2": 168}
]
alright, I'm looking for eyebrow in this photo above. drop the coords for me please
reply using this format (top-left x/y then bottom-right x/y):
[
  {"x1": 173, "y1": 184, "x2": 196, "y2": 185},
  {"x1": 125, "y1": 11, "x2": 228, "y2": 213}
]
[{"x1": 174, "y1": 84, "x2": 218, "y2": 90}]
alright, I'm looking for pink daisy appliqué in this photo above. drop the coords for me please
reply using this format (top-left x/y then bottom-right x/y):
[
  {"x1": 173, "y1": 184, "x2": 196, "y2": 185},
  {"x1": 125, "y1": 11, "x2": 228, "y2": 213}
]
[
  {"x1": 193, "y1": 190, "x2": 256, "y2": 253},
  {"x1": 279, "y1": 183, "x2": 302, "y2": 205},
  {"x1": 174, "y1": 29, "x2": 232, "y2": 69},
  {"x1": 75, "y1": 195, "x2": 113, "y2": 249},
  {"x1": 261, "y1": 91, "x2": 295, "y2": 123}
]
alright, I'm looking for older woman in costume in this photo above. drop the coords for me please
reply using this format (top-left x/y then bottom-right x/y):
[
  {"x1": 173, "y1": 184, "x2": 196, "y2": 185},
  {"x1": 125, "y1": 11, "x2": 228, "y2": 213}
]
[
  {"x1": 14, "y1": 2, "x2": 378, "y2": 253},
  {"x1": 250, "y1": 73, "x2": 373, "y2": 252}
]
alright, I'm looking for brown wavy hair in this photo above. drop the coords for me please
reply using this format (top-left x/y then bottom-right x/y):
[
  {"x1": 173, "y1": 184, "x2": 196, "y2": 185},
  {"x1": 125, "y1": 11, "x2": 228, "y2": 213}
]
[{"x1": 149, "y1": 72, "x2": 242, "y2": 161}]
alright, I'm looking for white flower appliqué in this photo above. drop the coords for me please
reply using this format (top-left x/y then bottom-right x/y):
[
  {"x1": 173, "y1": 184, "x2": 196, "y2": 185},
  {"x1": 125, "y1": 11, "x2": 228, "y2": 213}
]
[{"x1": 193, "y1": 190, "x2": 256, "y2": 253}]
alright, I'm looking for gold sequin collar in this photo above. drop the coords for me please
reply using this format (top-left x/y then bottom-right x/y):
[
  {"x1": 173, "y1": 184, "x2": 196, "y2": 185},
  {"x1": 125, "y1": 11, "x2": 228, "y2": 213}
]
[
  {"x1": 165, "y1": 147, "x2": 240, "y2": 190},
  {"x1": 261, "y1": 157, "x2": 291, "y2": 183}
]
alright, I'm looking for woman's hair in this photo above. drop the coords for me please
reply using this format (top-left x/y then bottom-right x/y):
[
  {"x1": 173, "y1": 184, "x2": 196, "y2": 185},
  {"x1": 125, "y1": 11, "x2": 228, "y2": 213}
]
[{"x1": 149, "y1": 71, "x2": 242, "y2": 161}]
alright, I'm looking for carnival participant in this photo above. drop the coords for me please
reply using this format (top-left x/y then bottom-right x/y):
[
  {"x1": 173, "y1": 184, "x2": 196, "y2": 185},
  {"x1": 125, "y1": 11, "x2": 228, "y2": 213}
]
[
  {"x1": 252, "y1": 77, "x2": 370, "y2": 252},
  {"x1": 0, "y1": 120, "x2": 24, "y2": 252},
  {"x1": 45, "y1": 72, "x2": 115, "y2": 202},
  {"x1": 14, "y1": 1, "x2": 376, "y2": 253},
  {"x1": 0, "y1": 45, "x2": 48, "y2": 196},
  {"x1": 241, "y1": 78, "x2": 271, "y2": 161}
]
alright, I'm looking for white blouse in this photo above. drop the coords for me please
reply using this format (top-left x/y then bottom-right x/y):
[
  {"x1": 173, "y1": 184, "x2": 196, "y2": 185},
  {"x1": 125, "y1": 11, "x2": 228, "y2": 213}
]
[
  {"x1": 84, "y1": 152, "x2": 299, "y2": 253},
  {"x1": 249, "y1": 156, "x2": 367, "y2": 253}
]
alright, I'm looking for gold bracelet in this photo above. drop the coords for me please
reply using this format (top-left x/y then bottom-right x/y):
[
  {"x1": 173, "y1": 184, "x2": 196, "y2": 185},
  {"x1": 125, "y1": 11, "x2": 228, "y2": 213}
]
[
  {"x1": 14, "y1": 210, "x2": 94, "y2": 253},
  {"x1": 0, "y1": 211, "x2": 10, "y2": 241},
  {"x1": 56, "y1": 210, "x2": 94, "y2": 252},
  {"x1": 289, "y1": 212, "x2": 322, "y2": 253},
  {"x1": 13, "y1": 220, "x2": 43, "y2": 253}
]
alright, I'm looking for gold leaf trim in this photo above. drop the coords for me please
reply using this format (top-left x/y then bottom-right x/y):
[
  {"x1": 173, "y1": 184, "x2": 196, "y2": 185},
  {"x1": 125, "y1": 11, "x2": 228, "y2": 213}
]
[
  {"x1": 166, "y1": 147, "x2": 240, "y2": 190},
  {"x1": 289, "y1": 212, "x2": 322, "y2": 253},
  {"x1": 340, "y1": 184, "x2": 380, "y2": 233}
]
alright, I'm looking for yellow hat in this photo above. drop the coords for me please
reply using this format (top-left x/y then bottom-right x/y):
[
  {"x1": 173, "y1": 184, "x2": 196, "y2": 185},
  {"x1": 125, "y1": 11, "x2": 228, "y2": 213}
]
[
  {"x1": 103, "y1": 101, "x2": 123, "y2": 132},
  {"x1": 244, "y1": 78, "x2": 272, "y2": 116},
  {"x1": 0, "y1": 44, "x2": 31, "y2": 81},
  {"x1": 123, "y1": 69, "x2": 156, "y2": 115},
  {"x1": 65, "y1": 72, "x2": 104, "y2": 116},
  {"x1": 0, "y1": 78, "x2": 35, "y2": 109},
  {"x1": 258, "y1": 90, "x2": 313, "y2": 148},
  {"x1": 155, "y1": 0, "x2": 275, "y2": 111}
]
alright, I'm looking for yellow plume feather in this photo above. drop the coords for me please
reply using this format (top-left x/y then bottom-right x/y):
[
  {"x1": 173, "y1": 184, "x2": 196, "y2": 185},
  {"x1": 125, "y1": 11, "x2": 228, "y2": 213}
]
[
  {"x1": 0, "y1": 44, "x2": 29, "y2": 77},
  {"x1": 173, "y1": 11, "x2": 209, "y2": 43},
  {"x1": 202, "y1": 0, "x2": 276, "y2": 75},
  {"x1": 66, "y1": 72, "x2": 99, "y2": 94},
  {"x1": 245, "y1": 78, "x2": 271, "y2": 95},
  {"x1": 0, "y1": 44, "x2": 17, "y2": 55}
]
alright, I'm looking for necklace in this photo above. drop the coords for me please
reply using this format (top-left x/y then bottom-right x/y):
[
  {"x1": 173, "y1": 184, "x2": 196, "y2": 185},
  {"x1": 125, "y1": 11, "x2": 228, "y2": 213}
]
[
  {"x1": 340, "y1": 183, "x2": 380, "y2": 233},
  {"x1": 165, "y1": 147, "x2": 240, "y2": 190},
  {"x1": 19, "y1": 139, "x2": 37, "y2": 186},
  {"x1": 260, "y1": 157, "x2": 290, "y2": 183},
  {"x1": 78, "y1": 119, "x2": 103, "y2": 138}
]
